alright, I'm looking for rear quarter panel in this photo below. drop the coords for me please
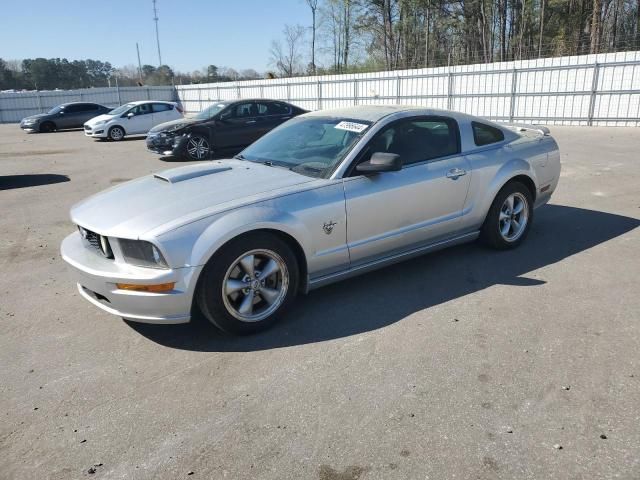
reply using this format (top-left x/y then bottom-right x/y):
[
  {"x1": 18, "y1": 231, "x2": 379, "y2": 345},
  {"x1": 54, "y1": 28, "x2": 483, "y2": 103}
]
[{"x1": 461, "y1": 135, "x2": 558, "y2": 231}]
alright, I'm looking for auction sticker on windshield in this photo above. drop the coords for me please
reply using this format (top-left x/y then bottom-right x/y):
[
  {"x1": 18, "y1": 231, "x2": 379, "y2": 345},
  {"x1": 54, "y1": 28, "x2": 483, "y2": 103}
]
[{"x1": 334, "y1": 121, "x2": 369, "y2": 133}]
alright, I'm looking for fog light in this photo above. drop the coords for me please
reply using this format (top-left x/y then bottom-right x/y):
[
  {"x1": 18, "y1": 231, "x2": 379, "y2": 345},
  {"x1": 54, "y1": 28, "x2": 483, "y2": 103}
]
[{"x1": 116, "y1": 282, "x2": 175, "y2": 292}]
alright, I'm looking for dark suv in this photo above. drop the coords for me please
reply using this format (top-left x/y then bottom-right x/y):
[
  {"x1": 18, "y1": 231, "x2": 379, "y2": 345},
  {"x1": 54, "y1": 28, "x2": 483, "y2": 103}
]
[
  {"x1": 20, "y1": 102, "x2": 111, "y2": 133},
  {"x1": 146, "y1": 99, "x2": 307, "y2": 160}
]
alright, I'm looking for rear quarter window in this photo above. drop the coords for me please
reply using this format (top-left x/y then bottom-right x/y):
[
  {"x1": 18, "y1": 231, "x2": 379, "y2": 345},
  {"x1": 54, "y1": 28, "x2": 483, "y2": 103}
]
[{"x1": 472, "y1": 121, "x2": 505, "y2": 146}]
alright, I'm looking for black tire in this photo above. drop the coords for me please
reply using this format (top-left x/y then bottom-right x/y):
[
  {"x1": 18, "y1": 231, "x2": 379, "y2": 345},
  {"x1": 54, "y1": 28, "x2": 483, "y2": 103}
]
[
  {"x1": 39, "y1": 122, "x2": 55, "y2": 133},
  {"x1": 480, "y1": 181, "x2": 534, "y2": 250},
  {"x1": 108, "y1": 126, "x2": 125, "y2": 141},
  {"x1": 196, "y1": 233, "x2": 300, "y2": 335},
  {"x1": 185, "y1": 134, "x2": 212, "y2": 160}
]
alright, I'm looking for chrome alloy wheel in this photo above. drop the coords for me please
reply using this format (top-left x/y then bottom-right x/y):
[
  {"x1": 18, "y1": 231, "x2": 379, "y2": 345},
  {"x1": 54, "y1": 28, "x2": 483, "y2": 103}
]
[
  {"x1": 498, "y1": 192, "x2": 529, "y2": 242},
  {"x1": 110, "y1": 127, "x2": 124, "y2": 140},
  {"x1": 186, "y1": 136, "x2": 210, "y2": 159},
  {"x1": 222, "y1": 249, "x2": 289, "y2": 322}
]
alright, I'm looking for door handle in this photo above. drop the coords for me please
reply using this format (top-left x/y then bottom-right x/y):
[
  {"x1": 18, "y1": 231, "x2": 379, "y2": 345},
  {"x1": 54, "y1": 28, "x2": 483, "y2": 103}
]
[
  {"x1": 446, "y1": 168, "x2": 467, "y2": 179},
  {"x1": 245, "y1": 120, "x2": 256, "y2": 124}
]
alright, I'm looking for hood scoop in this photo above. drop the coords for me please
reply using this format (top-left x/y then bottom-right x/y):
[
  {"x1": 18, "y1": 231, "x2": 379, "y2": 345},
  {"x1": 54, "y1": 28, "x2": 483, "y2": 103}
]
[{"x1": 154, "y1": 164, "x2": 232, "y2": 184}]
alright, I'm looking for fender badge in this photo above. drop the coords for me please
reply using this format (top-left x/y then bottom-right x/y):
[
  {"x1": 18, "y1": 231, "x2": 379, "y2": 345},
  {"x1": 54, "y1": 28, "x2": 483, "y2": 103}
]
[{"x1": 323, "y1": 221, "x2": 337, "y2": 235}]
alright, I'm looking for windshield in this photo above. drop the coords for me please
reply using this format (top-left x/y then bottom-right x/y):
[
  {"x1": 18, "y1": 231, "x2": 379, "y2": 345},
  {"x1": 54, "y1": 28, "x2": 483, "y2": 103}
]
[
  {"x1": 47, "y1": 106, "x2": 63, "y2": 114},
  {"x1": 108, "y1": 103, "x2": 136, "y2": 116},
  {"x1": 239, "y1": 117, "x2": 371, "y2": 178},
  {"x1": 195, "y1": 103, "x2": 228, "y2": 120}
]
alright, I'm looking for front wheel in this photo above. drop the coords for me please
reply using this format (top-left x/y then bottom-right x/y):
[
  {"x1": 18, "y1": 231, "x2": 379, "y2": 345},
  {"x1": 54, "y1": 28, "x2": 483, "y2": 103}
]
[
  {"x1": 39, "y1": 122, "x2": 55, "y2": 133},
  {"x1": 480, "y1": 181, "x2": 533, "y2": 249},
  {"x1": 108, "y1": 126, "x2": 125, "y2": 141},
  {"x1": 196, "y1": 233, "x2": 299, "y2": 334},
  {"x1": 185, "y1": 134, "x2": 211, "y2": 160}
]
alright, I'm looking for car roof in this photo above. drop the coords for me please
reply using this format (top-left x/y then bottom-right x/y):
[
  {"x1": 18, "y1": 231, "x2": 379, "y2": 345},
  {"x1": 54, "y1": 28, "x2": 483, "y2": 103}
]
[
  {"x1": 126, "y1": 100, "x2": 174, "y2": 105},
  {"x1": 302, "y1": 105, "x2": 474, "y2": 123},
  {"x1": 59, "y1": 101, "x2": 103, "y2": 106}
]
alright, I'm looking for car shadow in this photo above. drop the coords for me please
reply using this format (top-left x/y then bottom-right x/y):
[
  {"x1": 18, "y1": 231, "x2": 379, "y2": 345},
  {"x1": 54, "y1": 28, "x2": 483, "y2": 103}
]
[
  {"x1": 0, "y1": 174, "x2": 70, "y2": 191},
  {"x1": 127, "y1": 204, "x2": 639, "y2": 352}
]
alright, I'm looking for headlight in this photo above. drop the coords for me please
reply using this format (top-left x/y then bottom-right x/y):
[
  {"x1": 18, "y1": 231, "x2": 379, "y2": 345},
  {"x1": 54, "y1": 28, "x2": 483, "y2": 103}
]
[
  {"x1": 94, "y1": 120, "x2": 107, "y2": 126},
  {"x1": 23, "y1": 119, "x2": 36, "y2": 124},
  {"x1": 118, "y1": 239, "x2": 169, "y2": 269},
  {"x1": 166, "y1": 123, "x2": 187, "y2": 133}
]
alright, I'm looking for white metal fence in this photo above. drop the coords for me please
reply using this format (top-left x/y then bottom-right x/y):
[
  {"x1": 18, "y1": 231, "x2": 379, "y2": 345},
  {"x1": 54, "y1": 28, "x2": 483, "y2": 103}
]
[
  {"x1": 176, "y1": 51, "x2": 640, "y2": 127},
  {"x1": 0, "y1": 86, "x2": 177, "y2": 123},
  {"x1": 2, "y1": 51, "x2": 639, "y2": 126}
]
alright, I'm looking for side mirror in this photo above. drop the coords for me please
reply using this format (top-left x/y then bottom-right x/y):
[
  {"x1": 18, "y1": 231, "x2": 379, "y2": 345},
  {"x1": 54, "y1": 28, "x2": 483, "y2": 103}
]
[
  {"x1": 356, "y1": 152, "x2": 402, "y2": 174},
  {"x1": 126, "y1": 112, "x2": 135, "y2": 119}
]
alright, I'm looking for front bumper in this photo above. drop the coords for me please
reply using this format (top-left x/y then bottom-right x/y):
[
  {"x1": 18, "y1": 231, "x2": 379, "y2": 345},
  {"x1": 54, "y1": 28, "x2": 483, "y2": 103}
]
[
  {"x1": 20, "y1": 122, "x2": 38, "y2": 131},
  {"x1": 146, "y1": 132, "x2": 188, "y2": 156},
  {"x1": 84, "y1": 124, "x2": 107, "y2": 138},
  {"x1": 61, "y1": 232, "x2": 202, "y2": 324}
]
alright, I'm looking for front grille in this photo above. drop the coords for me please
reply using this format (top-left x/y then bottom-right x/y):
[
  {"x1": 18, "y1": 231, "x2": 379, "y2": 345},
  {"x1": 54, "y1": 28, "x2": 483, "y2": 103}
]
[{"x1": 78, "y1": 226, "x2": 113, "y2": 259}]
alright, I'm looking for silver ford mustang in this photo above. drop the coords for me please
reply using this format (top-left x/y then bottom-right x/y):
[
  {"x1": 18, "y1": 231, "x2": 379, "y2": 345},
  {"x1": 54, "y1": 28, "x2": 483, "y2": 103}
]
[{"x1": 61, "y1": 106, "x2": 561, "y2": 334}]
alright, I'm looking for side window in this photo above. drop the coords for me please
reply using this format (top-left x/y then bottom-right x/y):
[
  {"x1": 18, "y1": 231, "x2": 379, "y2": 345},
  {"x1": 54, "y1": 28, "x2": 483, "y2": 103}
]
[
  {"x1": 81, "y1": 104, "x2": 99, "y2": 112},
  {"x1": 255, "y1": 103, "x2": 269, "y2": 116},
  {"x1": 152, "y1": 103, "x2": 172, "y2": 112},
  {"x1": 231, "y1": 103, "x2": 256, "y2": 118},
  {"x1": 472, "y1": 122, "x2": 505, "y2": 146},
  {"x1": 65, "y1": 104, "x2": 81, "y2": 113},
  {"x1": 361, "y1": 117, "x2": 460, "y2": 167},
  {"x1": 133, "y1": 103, "x2": 152, "y2": 116},
  {"x1": 267, "y1": 102, "x2": 291, "y2": 115}
]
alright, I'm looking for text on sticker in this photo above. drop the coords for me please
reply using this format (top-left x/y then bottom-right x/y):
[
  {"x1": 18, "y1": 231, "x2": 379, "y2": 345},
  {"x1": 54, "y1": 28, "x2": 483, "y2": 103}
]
[{"x1": 334, "y1": 121, "x2": 369, "y2": 133}]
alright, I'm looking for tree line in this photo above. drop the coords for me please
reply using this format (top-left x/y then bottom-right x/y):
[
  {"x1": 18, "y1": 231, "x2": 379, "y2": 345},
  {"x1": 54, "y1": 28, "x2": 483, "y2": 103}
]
[
  {"x1": 270, "y1": 0, "x2": 640, "y2": 76},
  {"x1": 0, "y1": 58, "x2": 262, "y2": 91}
]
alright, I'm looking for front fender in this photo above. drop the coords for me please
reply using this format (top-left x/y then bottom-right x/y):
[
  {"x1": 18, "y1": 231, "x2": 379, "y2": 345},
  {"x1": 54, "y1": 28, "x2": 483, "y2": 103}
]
[{"x1": 188, "y1": 206, "x2": 312, "y2": 268}]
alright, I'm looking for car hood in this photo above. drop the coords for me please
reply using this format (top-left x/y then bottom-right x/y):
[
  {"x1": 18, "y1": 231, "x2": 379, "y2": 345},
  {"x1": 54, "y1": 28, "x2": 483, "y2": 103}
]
[
  {"x1": 149, "y1": 117, "x2": 201, "y2": 133},
  {"x1": 85, "y1": 113, "x2": 114, "y2": 125},
  {"x1": 22, "y1": 113, "x2": 49, "y2": 122},
  {"x1": 70, "y1": 159, "x2": 321, "y2": 238}
]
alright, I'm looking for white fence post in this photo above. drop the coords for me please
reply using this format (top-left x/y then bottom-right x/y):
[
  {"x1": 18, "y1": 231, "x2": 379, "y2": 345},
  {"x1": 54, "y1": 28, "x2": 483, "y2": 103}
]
[
  {"x1": 447, "y1": 69, "x2": 454, "y2": 110},
  {"x1": 396, "y1": 76, "x2": 401, "y2": 104},
  {"x1": 509, "y1": 68, "x2": 518, "y2": 122},
  {"x1": 354, "y1": 79, "x2": 358, "y2": 105},
  {"x1": 317, "y1": 80, "x2": 322, "y2": 110},
  {"x1": 588, "y1": 62, "x2": 600, "y2": 126},
  {"x1": 37, "y1": 91, "x2": 43, "y2": 113}
]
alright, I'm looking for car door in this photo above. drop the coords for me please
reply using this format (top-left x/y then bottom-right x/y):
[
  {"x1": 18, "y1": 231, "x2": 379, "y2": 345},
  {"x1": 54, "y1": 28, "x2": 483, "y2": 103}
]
[
  {"x1": 343, "y1": 116, "x2": 472, "y2": 267},
  {"x1": 76, "y1": 103, "x2": 101, "y2": 125},
  {"x1": 55, "y1": 105, "x2": 80, "y2": 129},
  {"x1": 258, "y1": 101, "x2": 293, "y2": 135},
  {"x1": 213, "y1": 102, "x2": 260, "y2": 149},
  {"x1": 125, "y1": 103, "x2": 153, "y2": 134}
]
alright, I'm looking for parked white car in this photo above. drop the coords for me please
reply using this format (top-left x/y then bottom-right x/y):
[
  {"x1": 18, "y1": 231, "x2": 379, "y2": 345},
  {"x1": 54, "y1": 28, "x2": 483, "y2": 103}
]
[{"x1": 83, "y1": 101, "x2": 183, "y2": 141}]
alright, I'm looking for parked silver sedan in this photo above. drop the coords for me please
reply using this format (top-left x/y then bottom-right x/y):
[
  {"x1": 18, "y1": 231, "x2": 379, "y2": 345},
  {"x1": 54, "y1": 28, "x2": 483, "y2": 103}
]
[{"x1": 61, "y1": 106, "x2": 561, "y2": 334}]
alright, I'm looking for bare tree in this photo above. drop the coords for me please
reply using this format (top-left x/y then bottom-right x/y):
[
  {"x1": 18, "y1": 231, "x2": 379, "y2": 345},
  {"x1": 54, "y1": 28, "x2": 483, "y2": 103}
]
[
  {"x1": 306, "y1": 0, "x2": 320, "y2": 74},
  {"x1": 270, "y1": 24, "x2": 307, "y2": 77}
]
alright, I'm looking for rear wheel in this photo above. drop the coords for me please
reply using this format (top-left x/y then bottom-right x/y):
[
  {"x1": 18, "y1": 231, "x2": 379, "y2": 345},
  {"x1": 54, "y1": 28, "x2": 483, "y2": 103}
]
[
  {"x1": 108, "y1": 126, "x2": 125, "y2": 141},
  {"x1": 480, "y1": 181, "x2": 533, "y2": 249},
  {"x1": 39, "y1": 122, "x2": 55, "y2": 133},
  {"x1": 185, "y1": 134, "x2": 211, "y2": 160},
  {"x1": 196, "y1": 233, "x2": 299, "y2": 334}
]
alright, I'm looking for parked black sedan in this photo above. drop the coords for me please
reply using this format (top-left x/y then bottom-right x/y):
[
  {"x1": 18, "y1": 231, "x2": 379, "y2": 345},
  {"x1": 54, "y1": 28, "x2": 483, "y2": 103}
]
[
  {"x1": 146, "y1": 99, "x2": 307, "y2": 160},
  {"x1": 20, "y1": 102, "x2": 111, "y2": 133}
]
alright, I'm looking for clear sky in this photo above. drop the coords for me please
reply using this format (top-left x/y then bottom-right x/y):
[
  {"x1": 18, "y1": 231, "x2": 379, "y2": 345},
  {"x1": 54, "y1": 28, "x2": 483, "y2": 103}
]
[{"x1": 0, "y1": 0, "x2": 311, "y2": 73}]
